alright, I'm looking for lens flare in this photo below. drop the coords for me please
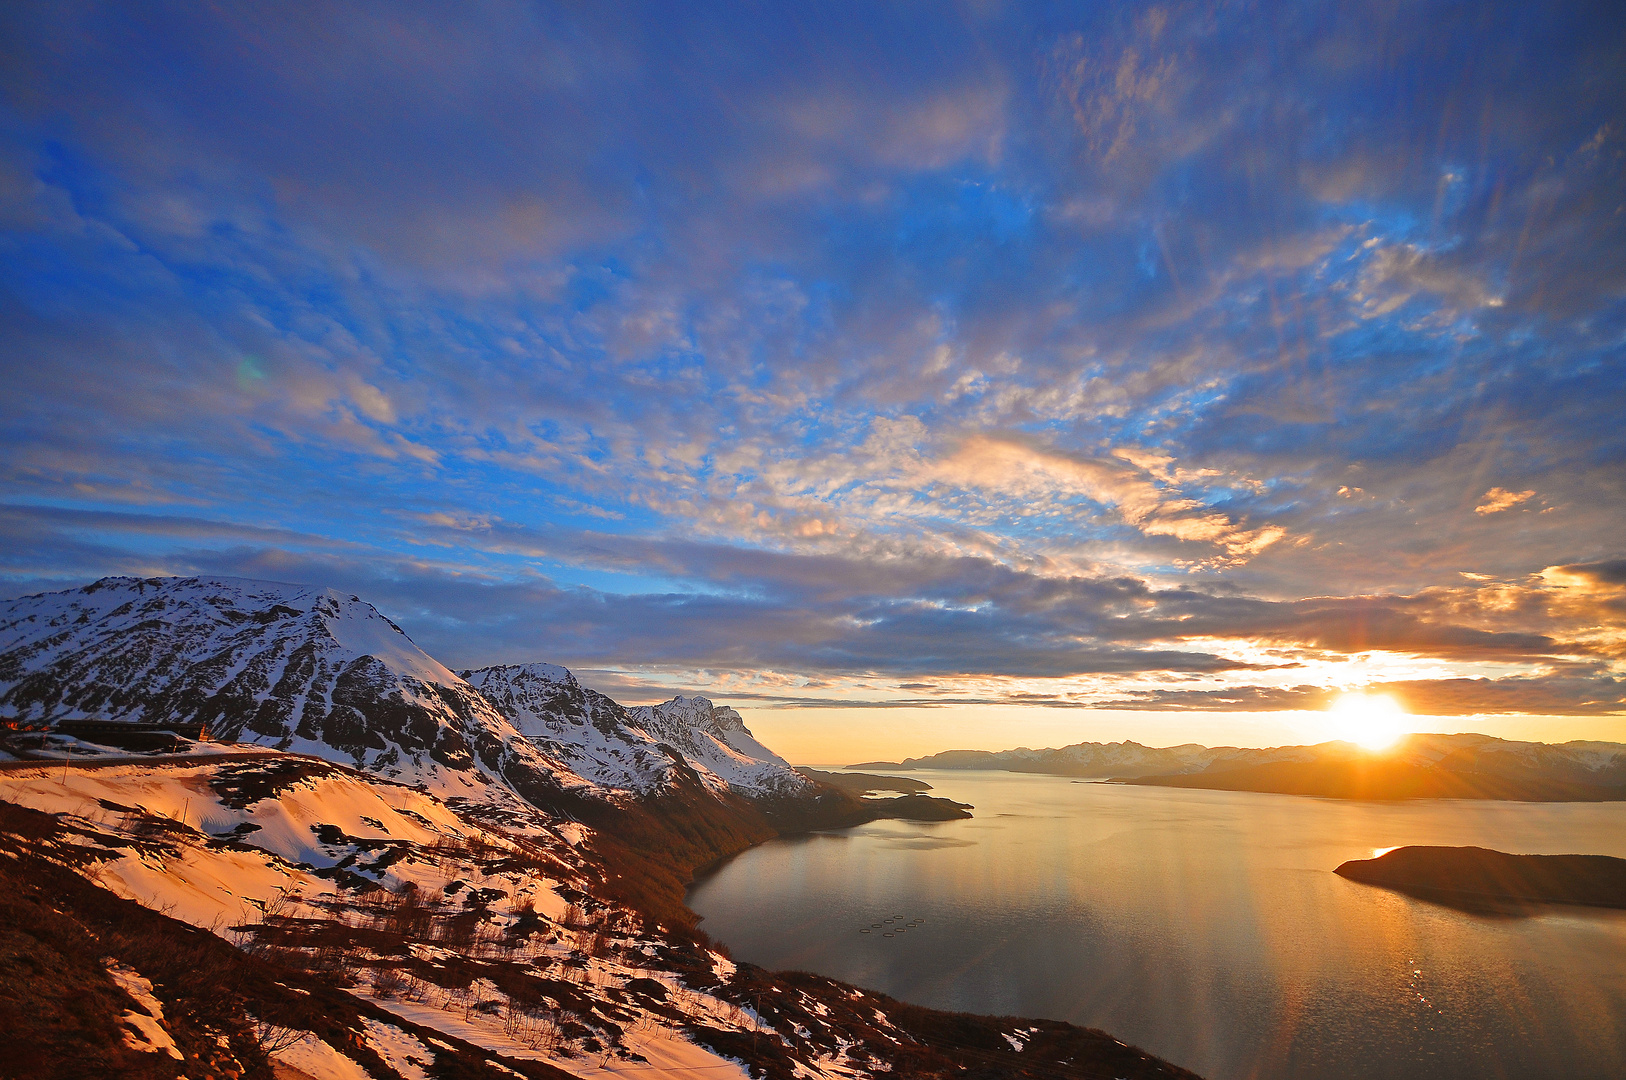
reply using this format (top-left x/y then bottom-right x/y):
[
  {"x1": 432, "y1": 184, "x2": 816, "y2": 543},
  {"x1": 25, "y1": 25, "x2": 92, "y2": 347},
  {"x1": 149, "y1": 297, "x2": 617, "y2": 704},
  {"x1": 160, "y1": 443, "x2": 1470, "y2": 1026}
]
[{"x1": 1330, "y1": 693, "x2": 1408, "y2": 750}]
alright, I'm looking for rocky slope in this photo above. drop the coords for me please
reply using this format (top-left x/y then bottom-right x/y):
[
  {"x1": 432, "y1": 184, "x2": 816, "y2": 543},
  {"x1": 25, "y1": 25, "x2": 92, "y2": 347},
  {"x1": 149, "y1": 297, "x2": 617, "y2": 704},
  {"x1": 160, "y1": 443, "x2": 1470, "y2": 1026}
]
[
  {"x1": 460, "y1": 662, "x2": 693, "y2": 796},
  {"x1": 461, "y1": 665, "x2": 811, "y2": 800}
]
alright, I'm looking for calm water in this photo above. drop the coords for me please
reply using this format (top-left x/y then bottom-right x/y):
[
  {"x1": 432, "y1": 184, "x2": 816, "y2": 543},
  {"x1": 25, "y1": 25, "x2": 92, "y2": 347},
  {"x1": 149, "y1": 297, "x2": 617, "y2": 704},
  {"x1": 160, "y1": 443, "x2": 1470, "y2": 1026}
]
[{"x1": 686, "y1": 770, "x2": 1626, "y2": 1080}]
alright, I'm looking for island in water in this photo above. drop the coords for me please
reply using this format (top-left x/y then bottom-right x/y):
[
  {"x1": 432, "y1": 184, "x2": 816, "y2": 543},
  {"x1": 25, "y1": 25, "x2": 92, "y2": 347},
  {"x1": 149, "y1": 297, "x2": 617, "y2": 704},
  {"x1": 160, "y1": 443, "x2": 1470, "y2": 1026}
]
[{"x1": 1334, "y1": 846, "x2": 1626, "y2": 910}]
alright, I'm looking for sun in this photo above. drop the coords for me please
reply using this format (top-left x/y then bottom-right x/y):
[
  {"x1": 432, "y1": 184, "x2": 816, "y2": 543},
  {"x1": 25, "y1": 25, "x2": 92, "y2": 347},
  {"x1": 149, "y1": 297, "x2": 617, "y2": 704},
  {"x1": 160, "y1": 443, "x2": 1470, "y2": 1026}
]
[{"x1": 1329, "y1": 692, "x2": 1408, "y2": 751}]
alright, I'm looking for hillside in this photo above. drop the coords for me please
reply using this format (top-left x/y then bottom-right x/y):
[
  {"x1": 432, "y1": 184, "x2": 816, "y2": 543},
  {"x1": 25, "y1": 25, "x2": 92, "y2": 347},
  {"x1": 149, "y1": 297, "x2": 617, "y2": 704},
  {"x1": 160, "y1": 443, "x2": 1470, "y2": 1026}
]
[{"x1": 0, "y1": 754, "x2": 1197, "y2": 1079}]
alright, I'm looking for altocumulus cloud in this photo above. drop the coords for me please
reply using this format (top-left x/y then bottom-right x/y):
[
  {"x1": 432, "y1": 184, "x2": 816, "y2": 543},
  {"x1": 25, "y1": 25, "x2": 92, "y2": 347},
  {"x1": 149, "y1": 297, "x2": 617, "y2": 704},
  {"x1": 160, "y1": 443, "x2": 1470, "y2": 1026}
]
[{"x1": 0, "y1": 0, "x2": 1622, "y2": 724}]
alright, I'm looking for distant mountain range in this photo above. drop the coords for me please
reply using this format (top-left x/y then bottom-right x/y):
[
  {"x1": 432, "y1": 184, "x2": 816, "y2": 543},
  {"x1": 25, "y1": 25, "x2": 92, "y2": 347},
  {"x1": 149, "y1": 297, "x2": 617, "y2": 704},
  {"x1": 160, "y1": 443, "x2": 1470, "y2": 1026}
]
[
  {"x1": 853, "y1": 741, "x2": 1314, "y2": 778},
  {"x1": 854, "y1": 732, "x2": 1626, "y2": 802}
]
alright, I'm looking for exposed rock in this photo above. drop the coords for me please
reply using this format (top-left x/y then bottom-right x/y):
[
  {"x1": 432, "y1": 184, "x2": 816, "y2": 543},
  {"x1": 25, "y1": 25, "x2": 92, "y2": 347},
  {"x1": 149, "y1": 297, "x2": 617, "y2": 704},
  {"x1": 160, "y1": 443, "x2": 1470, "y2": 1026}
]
[{"x1": 461, "y1": 662, "x2": 688, "y2": 795}]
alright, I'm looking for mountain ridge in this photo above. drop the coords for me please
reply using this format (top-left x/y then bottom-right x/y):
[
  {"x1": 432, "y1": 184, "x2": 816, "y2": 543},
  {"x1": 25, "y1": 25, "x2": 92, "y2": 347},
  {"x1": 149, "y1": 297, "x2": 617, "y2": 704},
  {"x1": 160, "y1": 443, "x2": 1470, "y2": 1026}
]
[
  {"x1": 0, "y1": 576, "x2": 966, "y2": 866},
  {"x1": 852, "y1": 731, "x2": 1626, "y2": 801}
]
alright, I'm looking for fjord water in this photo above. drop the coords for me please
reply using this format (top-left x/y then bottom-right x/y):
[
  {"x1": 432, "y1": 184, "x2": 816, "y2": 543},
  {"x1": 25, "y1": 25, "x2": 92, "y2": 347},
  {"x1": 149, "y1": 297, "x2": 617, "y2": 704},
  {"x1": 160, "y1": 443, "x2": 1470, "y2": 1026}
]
[{"x1": 686, "y1": 770, "x2": 1626, "y2": 1080}]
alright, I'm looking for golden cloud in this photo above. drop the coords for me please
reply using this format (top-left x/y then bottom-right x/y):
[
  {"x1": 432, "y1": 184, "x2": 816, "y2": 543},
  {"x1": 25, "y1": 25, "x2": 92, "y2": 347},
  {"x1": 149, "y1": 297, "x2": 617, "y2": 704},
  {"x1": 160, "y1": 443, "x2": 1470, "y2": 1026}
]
[{"x1": 1475, "y1": 487, "x2": 1536, "y2": 514}]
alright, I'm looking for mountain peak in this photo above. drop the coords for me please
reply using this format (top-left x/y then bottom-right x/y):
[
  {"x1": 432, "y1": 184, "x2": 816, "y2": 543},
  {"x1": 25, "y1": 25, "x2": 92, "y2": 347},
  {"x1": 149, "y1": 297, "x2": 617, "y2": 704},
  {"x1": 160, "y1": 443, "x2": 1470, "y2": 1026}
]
[
  {"x1": 0, "y1": 576, "x2": 533, "y2": 793},
  {"x1": 458, "y1": 661, "x2": 579, "y2": 689},
  {"x1": 627, "y1": 695, "x2": 808, "y2": 797}
]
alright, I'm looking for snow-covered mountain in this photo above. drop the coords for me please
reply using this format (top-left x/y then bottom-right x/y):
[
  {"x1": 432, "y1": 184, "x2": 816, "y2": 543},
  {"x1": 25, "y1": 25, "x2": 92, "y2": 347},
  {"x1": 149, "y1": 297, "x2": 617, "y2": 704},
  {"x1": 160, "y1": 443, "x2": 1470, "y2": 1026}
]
[
  {"x1": 625, "y1": 695, "x2": 811, "y2": 798},
  {"x1": 0, "y1": 576, "x2": 815, "y2": 810},
  {"x1": 1, "y1": 578, "x2": 475, "y2": 766},
  {"x1": 0, "y1": 578, "x2": 639, "y2": 805},
  {"x1": 461, "y1": 665, "x2": 812, "y2": 799},
  {"x1": 461, "y1": 662, "x2": 706, "y2": 796}
]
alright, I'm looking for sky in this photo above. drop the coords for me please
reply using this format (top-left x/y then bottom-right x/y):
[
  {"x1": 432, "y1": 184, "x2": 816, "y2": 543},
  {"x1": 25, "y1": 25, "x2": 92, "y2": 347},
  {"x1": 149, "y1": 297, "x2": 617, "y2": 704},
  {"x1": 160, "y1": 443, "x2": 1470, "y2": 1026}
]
[{"x1": 2, "y1": 1, "x2": 1624, "y2": 762}]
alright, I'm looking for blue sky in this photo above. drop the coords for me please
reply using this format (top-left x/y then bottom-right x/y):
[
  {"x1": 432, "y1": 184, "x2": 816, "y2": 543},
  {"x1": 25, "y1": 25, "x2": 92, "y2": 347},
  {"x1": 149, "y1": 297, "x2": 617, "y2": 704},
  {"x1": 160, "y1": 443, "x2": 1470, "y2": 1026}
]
[{"x1": 3, "y1": 1, "x2": 1624, "y2": 756}]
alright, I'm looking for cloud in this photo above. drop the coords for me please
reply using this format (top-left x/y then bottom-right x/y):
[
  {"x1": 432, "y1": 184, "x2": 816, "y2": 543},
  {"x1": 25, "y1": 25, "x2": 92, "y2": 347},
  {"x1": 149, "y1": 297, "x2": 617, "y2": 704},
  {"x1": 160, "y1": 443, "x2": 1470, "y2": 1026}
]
[
  {"x1": 1097, "y1": 673, "x2": 1626, "y2": 717},
  {"x1": 1, "y1": 1, "x2": 1624, "y2": 726},
  {"x1": 921, "y1": 435, "x2": 1284, "y2": 557},
  {"x1": 1475, "y1": 488, "x2": 1536, "y2": 514},
  {"x1": 1545, "y1": 559, "x2": 1626, "y2": 589},
  {"x1": 1354, "y1": 241, "x2": 1504, "y2": 320}
]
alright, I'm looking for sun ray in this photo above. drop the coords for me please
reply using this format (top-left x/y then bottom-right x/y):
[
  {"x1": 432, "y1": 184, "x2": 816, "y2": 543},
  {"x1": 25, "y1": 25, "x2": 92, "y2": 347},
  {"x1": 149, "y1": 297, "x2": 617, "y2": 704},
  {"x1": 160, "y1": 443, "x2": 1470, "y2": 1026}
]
[{"x1": 1329, "y1": 692, "x2": 1409, "y2": 750}]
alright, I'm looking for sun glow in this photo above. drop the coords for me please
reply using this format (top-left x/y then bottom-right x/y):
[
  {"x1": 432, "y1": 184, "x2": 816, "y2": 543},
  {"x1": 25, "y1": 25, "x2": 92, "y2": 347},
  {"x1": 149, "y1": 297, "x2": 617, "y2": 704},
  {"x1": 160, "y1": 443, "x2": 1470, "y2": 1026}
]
[{"x1": 1330, "y1": 692, "x2": 1409, "y2": 750}]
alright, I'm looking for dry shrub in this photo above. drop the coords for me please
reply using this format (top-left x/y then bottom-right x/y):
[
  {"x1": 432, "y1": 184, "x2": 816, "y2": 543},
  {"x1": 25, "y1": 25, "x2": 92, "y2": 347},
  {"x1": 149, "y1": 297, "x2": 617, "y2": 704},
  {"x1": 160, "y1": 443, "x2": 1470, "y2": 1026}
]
[
  {"x1": 384, "y1": 888, "x2": 433, "y2": 937},
  {"x1": 371, "y1": 965, "x2": 406, "y2": 998}
]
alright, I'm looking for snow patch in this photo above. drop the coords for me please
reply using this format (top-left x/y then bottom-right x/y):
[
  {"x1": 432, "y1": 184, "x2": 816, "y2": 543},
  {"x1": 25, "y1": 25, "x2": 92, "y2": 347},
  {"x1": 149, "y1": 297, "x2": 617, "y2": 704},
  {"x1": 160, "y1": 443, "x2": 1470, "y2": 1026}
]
[
  {"x1": 709, "y1": 951, "x2": 737, "y2": 980},
  {"x1": 105, "y1": 961, "x2": 183, "y2": 1060},
  {"x1": 359, "y1": 1016, "x2": 436, "y2": 1080},
  {"x1": 272, "y1": 1031, "x2": 374, "y2": 1080}
]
